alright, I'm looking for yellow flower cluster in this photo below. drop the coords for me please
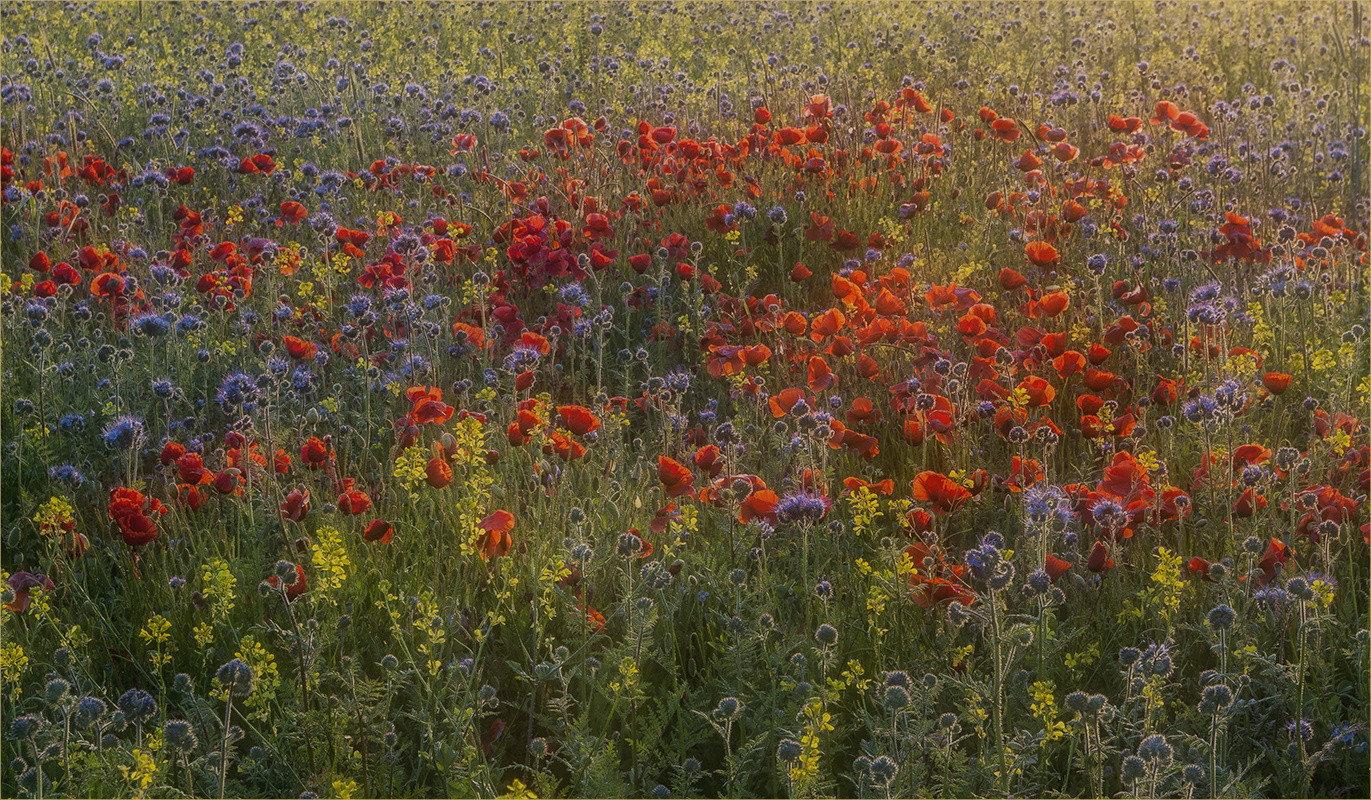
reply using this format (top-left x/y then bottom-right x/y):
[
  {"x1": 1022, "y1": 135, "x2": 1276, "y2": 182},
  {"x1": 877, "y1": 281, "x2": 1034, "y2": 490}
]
[
  {"x1": 140, "y1": 612, "x2": 173, "y2": 668},
  {"x1": 393, "y1": 445, "x2": 429, "y2": 496},
  {"x1": 789, "y1": 698, "x2": 835, "y2": 782},
  {"x1": 34, "y1": 495, "x2": 75, "y2": 535},
  {"x1": 236, "y1": 634, "x2": 281, "y2": 719},
  {"x1": 1029, "y1": 681, "x2": 1068, "y2": 745},
  {"x1": 846, "y1": 486, "x2": 882, "y2": 536},
  {"x1": 200, "y1": 558, "x2": 237, "y2": 620},
  {"x1": 310, "y1": 524, "x2": 351, "y2": 593},
  {"x1": 1143, "y1": 547, "x2": 1186, "y2": 626}
]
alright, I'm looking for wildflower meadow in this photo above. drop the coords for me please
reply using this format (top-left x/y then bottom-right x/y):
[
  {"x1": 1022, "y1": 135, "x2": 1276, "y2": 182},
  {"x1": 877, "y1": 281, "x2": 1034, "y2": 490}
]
[{"x1": 1, "y1": 2, "x2": 1369, "y2": 798}]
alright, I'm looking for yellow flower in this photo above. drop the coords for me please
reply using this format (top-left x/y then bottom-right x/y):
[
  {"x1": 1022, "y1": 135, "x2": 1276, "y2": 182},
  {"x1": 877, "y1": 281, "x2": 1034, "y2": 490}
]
[
  {"x1": 119, "y1": 748, "x2": 159, "y2": 796},
  {"x1": 311, "y1": 525, "x2": 351, "y2": 593},
  {"x1": 193, "y1": 621, "x2": 215, "y2": 650},
  {"x1": 501, "y1": 779, "x2": 538, "y2": 799}
]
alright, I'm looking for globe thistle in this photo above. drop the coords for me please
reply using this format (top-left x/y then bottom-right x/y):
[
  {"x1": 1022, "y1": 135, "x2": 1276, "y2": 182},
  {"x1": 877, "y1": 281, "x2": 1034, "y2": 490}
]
[
  {"x1": 215, "y1": 659, "x2": 256, "y2": 699},
  {"x1": 1120, "y1": 755, "x2": 1147, "y2": 782},
  {"x1": 8, "y1": 715, "x2": 43, "y2": 740},
  {"x1": 1199, "y1": 684, "x2": 1233, "y2": 714},
  {"x1": 1287, "y1": 576, "x2": 1315, "y2": 602},
  {"x1": 815, "y1": 623, "x2": 839, "y2": 646},
  {"x1": 117, "y1": 687, "x2": 159, "y2": 723},
  {"x1": 74, "y1": 696, "x2": 107, "y2": 729},
  {"x1": 1138, "y1": 733, "x2": 1173, "y2": 765},
  {"x1": 44, "y1": 678, "x2": 71, "y2": 708},
  {"x1": 777, "y1": 738, "x2": 803, "y2": 763},
  {"x1": 868, "y1": 754, "x2": 899, "y2": 786},
  {"x1": 1206, "y1": 603, "x2": 1237, "y2": 632},
  {"x1": 163, "y1": 719, "x2": 198, "y2": 754},
  {"x1": 714, "y1": 696, "x2": 744, "y2": 722},
  {"x1": 1064, "y1": 691, "x2": 1090, "y2": 714},
  {"x1": 1183, "y1": 764, "x2": 1206, "y2": 785}
]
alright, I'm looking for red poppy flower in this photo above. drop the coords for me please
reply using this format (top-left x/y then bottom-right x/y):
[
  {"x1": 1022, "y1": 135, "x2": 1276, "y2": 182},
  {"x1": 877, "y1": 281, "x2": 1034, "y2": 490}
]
[
  {"x1": 804, "y1": 212, "x2": 835, "y2": 242},
  {"x1": 1053, "y1": 351, "x2": 1087, "y2": 379},
  {"x1": 5, "y1": 572, "x2": 55, "y2": 614},
  {"x1": 578, "y1": 604, "x2": 607, "y2": 634},
  {"x1": 1261, "y1": 372, "x2": 1292, "y2": 395},
  {"x1": 1232, "y1": 489, "x2": 1267, "y2": 518},
  {"x1": 178, "y1": 484, "x2": 208, "y2": 510},
  {"x1": 739, "y1": 489, "x2": 780, "y2": 525},
  {"x1": 278, "y1": 201, "x2": 307, "y2": 225},
  {"x1": 651, "y1": 502, "x2": 683, "y2": 534},
  {"x1": 211, "y1": 472, "x2": 238, "y2": 495},
  {"x1": 1044, "y1": 554, "x2": 1071, "y2": 582},
  {"x1": 175, "y1": 452, "x2": 211, "y2": 485},
  {"x1": 267, "y1": 564, "x2": 308, "y2": 601},
  {"x1": 301, "y1": 437, "x2": 331, "y2": 470},
  {"x1": 237, "y1": 153, "x2": 276, "y2": 174},
  {"x1": 990, "y1": 117, "x2": 1020, "y2": 142},
  {"x1": 363, "y1": 519, "x2": 394, "y2": 544},
  {"x1": 279, "y1": 488, "x2": 310, "y2": 522},
  {"x1": 338, "y1": 482, "x2": 372, "y2": 515},
  {"x1": 1086, "y1": 541, "x2": 1114, "y2": 573},
  {"x1": 807, "y1": 356, "x2": 835, "y2": 392},
  {"x1": 998, "y1": 268, "x2": 1028, "y2": 290},
  {"x1": 1017, "y1": 376, "x2": 1056, "y2": 407},
  {"x1": 544, "y1": 429, "x2": 587, "y2": 461},
  {"x1": 623, "y1": 528, "x2": 654, "y2": 558},
  {"x1": 1186, "y1": 557, "x2": 1213, "y2": 581},
  {"x1": 911, "y1": 471, "x2": 972, "y2": 516},
  {"x1": 425, "y1": 457, "x2": 453, "y2": 489},
  {"x1": 108, "y1": 487, "x2": 167, "y2": 548},
  {"x1": 1255, "y1": 538, "x2": 1293, "y2": 585},
  {"x1": 1038, "y1": 289, "x2": 1070, "y2": 317},
  {"x1": 557, "y1": 405, "x2": 602, "y2": 436},
  {"x1": 1151, "y1": 377, "x2": 1180, "y2": 406},
  {"x1": 694, "y1": 445, "x2": 724, "y2": 478},
  {"x1": 282, "y1": 335, "x2": 316, "y2": 360},
  {"x1": 477, "y1": 510, "x2": 514, "y2": 559},
  {"x1": 910, "y1": 574, "x2": 977, "y2": 608},
  {"x1": 480, "y1": 718, "x2": 507, "y2": 756},
  {"x1": 658, "y1": 456, "x2": 695, "y2": 498},
  {"x1": 408, "y1": 386, "x2": 455, "y2": 425}
]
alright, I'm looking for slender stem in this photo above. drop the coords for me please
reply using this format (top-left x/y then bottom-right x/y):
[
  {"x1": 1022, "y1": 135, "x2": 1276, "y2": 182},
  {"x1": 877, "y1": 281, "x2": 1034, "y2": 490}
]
[
  {"x1": 1210, "y1": 715, "x2": 1219, "y2": 799},
  {"x1": 989, "y1": 589, "x2": 1008, "y2": 795},
  {"x1": 218, "y1": 695, "x2": 234, "y2": 800}
]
